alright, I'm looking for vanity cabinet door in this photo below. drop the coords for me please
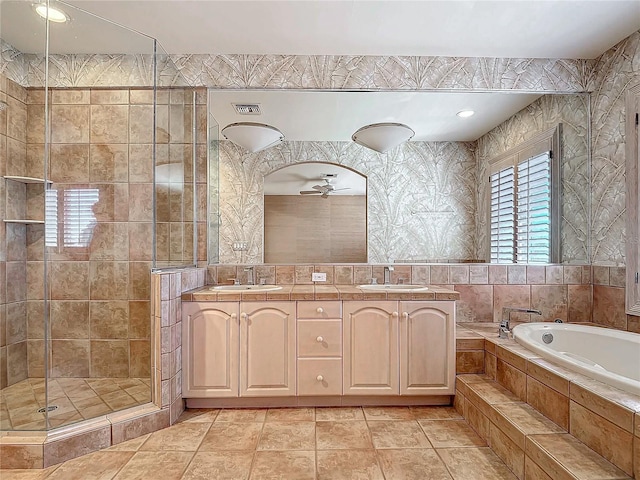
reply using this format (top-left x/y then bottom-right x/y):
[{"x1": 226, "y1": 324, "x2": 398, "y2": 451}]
[
  {"x1": 399, "y1": 301, "x2": 455, "y2": 395},
  {"x1": 240, "y1": 302, "x2": 296, "y2": 397},
  {"x1": 182, "y1": 302, "x2": 239, "y2": 398},
  {"x1": 343, "y1": 301, "x2": 399, "y2": 395}
]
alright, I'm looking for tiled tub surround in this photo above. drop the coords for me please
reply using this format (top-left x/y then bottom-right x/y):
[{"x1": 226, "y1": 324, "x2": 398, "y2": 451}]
[
  {"x1": 456, "y1": 323, "x2": 640, "y2": 479},
  {"x1": 206, "y1": 263, "x2": 640, "y2": 333}
]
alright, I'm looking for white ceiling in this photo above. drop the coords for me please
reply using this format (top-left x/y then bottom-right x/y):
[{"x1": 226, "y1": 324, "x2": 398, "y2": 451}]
[
  {"x1": 210, "y1": 90, "x2": 542, "y2": 142},
  {"x1": 1, "y1": 1, "x2": 639, "y2": 58}
]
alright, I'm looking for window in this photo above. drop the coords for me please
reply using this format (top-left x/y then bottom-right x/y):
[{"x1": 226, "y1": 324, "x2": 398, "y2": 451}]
[
  {"x1": 45, "y1": 188, "x2": 99, "y2": 248},
  {"x1": 489, "y1": 125, "x2": 561, "y2": 264}
]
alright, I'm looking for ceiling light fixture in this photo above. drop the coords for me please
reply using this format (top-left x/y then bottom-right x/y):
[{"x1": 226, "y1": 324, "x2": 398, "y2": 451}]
[
  {"x1": 351, "y1": 123, "x2": 415, "y2": 154},
  {"x1": 221, "y1": 122, "x2": 284, "y2": 153},
  {"x1": 456, "y1": 110, "x2": 475, "y2": 118},
  {"x1": 33, "y1": 2, "x2": 69, "y2": 22}
]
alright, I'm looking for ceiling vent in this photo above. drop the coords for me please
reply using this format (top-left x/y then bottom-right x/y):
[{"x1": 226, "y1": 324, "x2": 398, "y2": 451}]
[{"x1": 233, "y1": 103, "x2": 261, "y2": 115}]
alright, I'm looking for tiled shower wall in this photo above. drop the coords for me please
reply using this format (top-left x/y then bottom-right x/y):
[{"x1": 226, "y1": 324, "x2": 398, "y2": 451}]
[
  {"x1": 0, "y1": 78, "x2": 207, "y2": 387},
  {"x1": 0, "y1": 75, "x2": 29, "y2": 388}
]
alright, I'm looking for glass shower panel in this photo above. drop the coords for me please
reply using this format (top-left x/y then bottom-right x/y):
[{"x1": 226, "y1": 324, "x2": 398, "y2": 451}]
[
  {"x1": 208, "y1": 99, "x2": 220, "y2": 265},
  {"x1": 0, "y1": 0, "x2": 48, "y2": 431},
  {"x1": 153, "y1": 42, "x2": 197, "y2": 269},
  {"x1": 42, "y1": 2, "x2": 157, "y2": 429}
]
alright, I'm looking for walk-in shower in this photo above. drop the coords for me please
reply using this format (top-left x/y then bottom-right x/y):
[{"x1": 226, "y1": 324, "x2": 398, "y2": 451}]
[{"x1": 0, "y1": 0, "x2": 198, "y2": 432}]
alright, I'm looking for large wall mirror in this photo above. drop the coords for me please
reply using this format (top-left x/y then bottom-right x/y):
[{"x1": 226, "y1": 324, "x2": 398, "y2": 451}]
[{"x1": 208, "y1": 90, "x2": 590, "y2": 265}]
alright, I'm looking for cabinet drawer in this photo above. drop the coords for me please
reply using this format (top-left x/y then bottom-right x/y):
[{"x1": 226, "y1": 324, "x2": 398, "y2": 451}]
[
  {"x1": 297, "y1": 320, "x2": 342, "y2": 357},
  {"x1": 297, "y1": 358, "x2": 342, "y2": 396},
  {"x1": 297, "y1": 301, "x2": 341, "y2": 319}
]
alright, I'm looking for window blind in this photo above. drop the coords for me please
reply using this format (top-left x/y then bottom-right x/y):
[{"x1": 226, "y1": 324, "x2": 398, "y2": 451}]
[
  {"x1": 517, "y1": 152, "x2": 551, "y2": 263},
  {"x1": 45, "y1": 189, "x2": 58, "y2": 247},
  {"x1": 62, "y1": 189, "x2": 99, "y2": 247},
  {"x1": 490, "y1": 166, "x2": 516, "y2": 263}
]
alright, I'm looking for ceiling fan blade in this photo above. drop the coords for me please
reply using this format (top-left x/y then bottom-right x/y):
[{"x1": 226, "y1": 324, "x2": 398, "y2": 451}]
[
  {"x1": 331, "y1": 187, "x2": 351, "y2": 192},
  {"x1": 300, "y1": 190, "x2": 322, "y2": 195},
  {"x1": 312, "y1": 185, "x2": 324, "y2": 191}
]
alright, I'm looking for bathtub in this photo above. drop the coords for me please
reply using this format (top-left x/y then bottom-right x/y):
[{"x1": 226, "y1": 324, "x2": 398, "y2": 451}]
[{"x1": 512, "y1": 323, "x2": 640, "y2": 396}]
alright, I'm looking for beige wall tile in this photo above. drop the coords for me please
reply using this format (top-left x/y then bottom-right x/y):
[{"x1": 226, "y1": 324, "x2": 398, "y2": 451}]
[
  {"x1": 569, "y1": 401, "x2": 633, "y2": 475},
  {"x1": 485, "y1": 352, "x2": 497, "y2": 380},
  {"x1": 497, "y1": 359, "x2": 527, "y2": 401},
  {"x1": 0, "y1": 444, "x2": 44, "y2": 469},
  {"x1": 90, "y1": 261, "x2": 129, "y2": 300},
  {"x1": 49, "y1": 144, "x2": 90, "y2": 182},
  {"x1": 526, "y1": 266, "x2": 545, "y2": 285},
  {"x1": 525, "y1": 360, "x2": 569, "y2": 396},
  {"x1": 52, "y1": 90, "x2": 90, "y2": 104},
  {"x1": 526, "y1": 377, "x2": 569, "y2": 430},
  {"x1": 6, "y1": 301, "x2": 27, "y2": 344},
  {"x1": 489, "y1": 423, "x2": 524, "y2": 479},
  {"x1": 469, "y1": 265, "x2": 488, "y2": 284},
  {"x1": 90, "y1": 340, "x2": 129, "y2": 377},
  {"x1": 44, "y1": 426, "x2": 110, "y2": 467},
  {"x1": 89, "y1": 223, "x2": 129, "y2": 261},
  {"x1": 90, "y1": 89, "x2": 129, "y2": 104},
  {"x1": 567, "y1": 285, "x2": 592, "y2": 323},
  {"x1": 544, "y1": 266, "x2": 563, "y2": 284},
  {"x1": 592, "y1": 265, "x2": 610, "y2": 285},
  {"x1": 111, "y1": 409, "x2": 170, "y2": 445},
  {"x1": 593, "y1": 285, "x2": 627, "y2": 330},
  {"x1": 90, "y1": 144, "x2": 128, "y2": 182},
  {"x1": 454, "y1": 285, "x2": 493, "y2": 322},
  {"x1": 130, "y1": 340, "x2": 151, "y2": 377},
  {"x1": 7, "y1": 340, "x2": 28, "y2": 385},
  {"x1": 90, "y1": 300, "x2": 129, "y2": 339},
  {"x1": 50, "y1": 262, "x2": 90, "y2": 300},
  {"x1": 507, "y1": 265, "x2": 526, "y2": 284},
  {"x1": 7, "y1": 96, "x2": 27, "y2": 143},
  {"x1": 90, "y1": 105, "x2": 129, "y2": 143},
  {"x1": 50, "y1": 105, "x2": 89, "y2": 143},
  {"x1": 50, "y1": 300, "x2": 90, "y2": 339},
  {"x1": 27, "y1": 339, "x2": 45, "y2": 377},
  {"x1": 129, "y1": 262, "x2": 151, "y2": 300},
  {"x1": 129, "y1": 300, "x2": 151, "y2": 339},
  {"x1": 530, "y1": 285, "x2": 568, "y2": 322},
  {"x1": 128, "y1": 183, "x2": 153, "y2": 222},
  {"x1": 524, "y1": 456, "x2": 553, "y2": 480},
  {"x1": 430, "y1": 265, "x2": 449, "y2": 284},
  {"x1": 456, "y1": 351, "x2": 484, "y2": 374},
  {"x1": 569, "y1": 381, "x2": 635, "y2": 433},
  {"x1": 465, "y1": 399, "x2": 490, "y2": 442},
  {"x1": 6, "y1": 261, "x2": 27, "y2": 302},
  {"x1": 51, "y1": 339, "x2": 90, "y2": 377},
  {"x1": 493, "y1": 285, "x2": 531, "y2": 323}
]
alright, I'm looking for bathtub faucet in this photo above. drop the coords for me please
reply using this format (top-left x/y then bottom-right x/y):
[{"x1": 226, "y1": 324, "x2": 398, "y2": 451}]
[{"x1": 499, "y1": 307, "x2": 542, "y2": 338}]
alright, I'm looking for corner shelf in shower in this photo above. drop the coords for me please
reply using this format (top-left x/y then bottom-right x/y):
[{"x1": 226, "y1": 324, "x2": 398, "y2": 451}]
[
  {"x1": 3, "y1": 219, "x2": 45, "y2": 224},
  {"x1": 3, "y1": 176, "x2": 50, "y2": 224},
  {"x1": 3, "y1": 175, "x2": 52, "y2": 184}
]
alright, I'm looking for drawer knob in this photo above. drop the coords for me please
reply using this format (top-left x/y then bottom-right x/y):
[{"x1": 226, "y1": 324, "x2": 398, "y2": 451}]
[
  {"x1": 316, "y1": 307, "x2": 324, "y2": 314},
  {"x1": 240, "y1": 313, "x2": 247, "y2": 320},
  {"x1": 392, "y1": 311, "x2": 399, "y2": 318},
  {"x1": 316, "y1": 336, "x2": 324, "y2": 343},
  {"x1": 316, "y1": 375, "x2": 324, "y2": 382}
]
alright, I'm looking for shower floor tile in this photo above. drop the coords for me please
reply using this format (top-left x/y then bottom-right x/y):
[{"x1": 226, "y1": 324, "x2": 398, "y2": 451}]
[{"x1": 0, "y1": 377, "x2": 151, "y2": 431}]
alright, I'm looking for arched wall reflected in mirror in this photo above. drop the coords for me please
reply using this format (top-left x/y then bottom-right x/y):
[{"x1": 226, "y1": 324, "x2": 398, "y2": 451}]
[
  {"x1": 209, "y1": 90, "x2": 590, "y2": 265},
  {"x1": 264, "y1": 163, "x2": 367, "y2": 263}
]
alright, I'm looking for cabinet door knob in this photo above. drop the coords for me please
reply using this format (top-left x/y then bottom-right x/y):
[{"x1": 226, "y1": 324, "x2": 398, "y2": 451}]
[
  {"x1": 402, "y1": 312, "x2": 409, "y2": 320},
  {"x1": 392, "y1": 311, "x2": 399, "y2": 318},
  {"x1": 230, "y1": 313, "x2": 237, "y2": 320},
  {"x1": 316, "y1": 307, "x2": 324, "y2": 314},
  {"x1": 316, "y1": 375, "x2": 324, "y2": 382},
  {"x1": 316, "y1": 336, "x2": 324, "y2": 343},
  {"x1": 240, "y1": 313, "x2": 247, "y2": 320}
]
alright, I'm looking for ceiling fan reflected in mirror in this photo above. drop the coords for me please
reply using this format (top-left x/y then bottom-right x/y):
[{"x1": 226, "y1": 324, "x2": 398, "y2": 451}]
[{"x1": 299, "y1": 174, "x2": 351, "y2": 198}]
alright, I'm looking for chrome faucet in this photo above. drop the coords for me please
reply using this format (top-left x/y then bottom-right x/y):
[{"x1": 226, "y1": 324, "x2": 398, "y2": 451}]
[
  {"x1": 244, "y1": 266, "x2": 255, "y2": 285},
  {"x1": 384, "y1": 266, "x2": 394, "y2": 285},
  {"x1": 499, "y1": 307, "x2": 542, "y2": 338}
]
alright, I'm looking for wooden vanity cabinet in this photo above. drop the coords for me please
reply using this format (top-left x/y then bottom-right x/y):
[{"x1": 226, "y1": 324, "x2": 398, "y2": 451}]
[
  {"x1": 343, "y1": 301, "x2": 399, "y2": 395},
  {"x1": 182, "y1": 302, "x2": 239, "y2": 397},
  {"x1": 296, "y1": 301, "x2": 342, "y2": 395},
  {"x1": 399, "y1": 301, "x2": 455, "y2": 395},
  {"x1": 240, "y1": 302, "x2": 296, "y2": 397}
]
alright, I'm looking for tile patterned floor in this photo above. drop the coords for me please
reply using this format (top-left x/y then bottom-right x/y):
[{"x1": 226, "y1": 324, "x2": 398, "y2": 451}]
[
  {"x1": 1, "y1": 406, "x2": 519, "y2": 479},
  {"x1": 0, "y1": 377, "x2": 151, "y2": 430}
]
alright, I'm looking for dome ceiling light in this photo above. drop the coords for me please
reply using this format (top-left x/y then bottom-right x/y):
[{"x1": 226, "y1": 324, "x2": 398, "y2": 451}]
[
  {"x1": 33, "y1": 2, "x2": 69, "y2": 23},
  {"x1": 351, "y1": 122, "x2": 415, "y2": 153},
  {"x1": 221, "y1": 122, "x2": 284, "y2": 153},
  {"x1": 456, "y1": 110, "x2": 475, "y2": 118}
]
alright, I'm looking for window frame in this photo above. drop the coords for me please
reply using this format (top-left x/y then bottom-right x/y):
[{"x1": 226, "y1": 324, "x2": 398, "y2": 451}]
[{"x1": 488, "y1": 125, "x2": 562, "y2": 264}]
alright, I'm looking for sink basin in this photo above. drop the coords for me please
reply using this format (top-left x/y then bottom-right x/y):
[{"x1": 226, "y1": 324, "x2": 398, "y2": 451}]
[
  {"x1": 358, "y1": 284, "x2": 429, "y2": 292},
  {"x1": 211, "y1": 285, "x2": 283, "y2": 292}
]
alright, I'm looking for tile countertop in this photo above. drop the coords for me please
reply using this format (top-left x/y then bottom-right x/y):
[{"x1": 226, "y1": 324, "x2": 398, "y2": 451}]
[{"x1": 181, "y1": 284, "x2": 460, "y2": 302}]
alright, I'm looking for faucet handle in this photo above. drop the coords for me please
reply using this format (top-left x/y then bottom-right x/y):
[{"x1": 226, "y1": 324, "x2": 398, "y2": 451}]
[{"x1": 228, "y1": 278, "x2": 240, "y2": 285}]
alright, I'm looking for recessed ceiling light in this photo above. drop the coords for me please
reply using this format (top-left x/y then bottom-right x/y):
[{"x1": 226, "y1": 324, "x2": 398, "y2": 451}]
[
  {"x1": 34, "y1": 3, "x2": 68, "y2": 23},
  {"x1": 457, "y1": 110, "x2": 475, "y2": 118}
]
